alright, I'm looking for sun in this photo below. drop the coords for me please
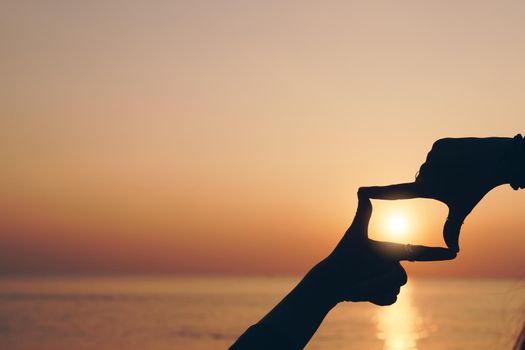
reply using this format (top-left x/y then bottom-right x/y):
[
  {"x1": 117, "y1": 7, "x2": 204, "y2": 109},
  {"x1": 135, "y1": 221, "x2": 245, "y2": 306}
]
[{"x1": 387, "y1": 214, "x2": 409, "y2": 236}]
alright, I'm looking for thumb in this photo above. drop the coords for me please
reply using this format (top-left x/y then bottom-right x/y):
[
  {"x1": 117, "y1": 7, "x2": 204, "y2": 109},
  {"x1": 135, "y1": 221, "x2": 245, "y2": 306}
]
[
  {"x1": 444, "y1": 190, "x2": 487, "y2": 252},
  {"x1": 443, "y1": 206, "x2": 469, "y2": 253},
  {"x1": 349, "y1": 193, "x2": 372, "y2": 238}
]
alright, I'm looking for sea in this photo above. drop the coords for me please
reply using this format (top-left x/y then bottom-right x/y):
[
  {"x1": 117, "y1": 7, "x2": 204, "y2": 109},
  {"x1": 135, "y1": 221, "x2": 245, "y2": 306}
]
[{"x1": 0, "y1": 276, "x2": 524, "y2": 350}]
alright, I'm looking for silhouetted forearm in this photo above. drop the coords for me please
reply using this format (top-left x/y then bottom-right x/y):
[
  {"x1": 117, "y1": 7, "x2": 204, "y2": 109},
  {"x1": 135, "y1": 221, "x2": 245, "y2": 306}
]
[{"x1": 231, "y1": 259, "x2": 338, "y2": 350}]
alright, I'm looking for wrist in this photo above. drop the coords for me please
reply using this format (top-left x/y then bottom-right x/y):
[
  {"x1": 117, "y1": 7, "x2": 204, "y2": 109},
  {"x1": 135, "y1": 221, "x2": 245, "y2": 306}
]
[
  {"x1": 309, "y1": 256, "x2": 358, "y2": 306},
  {"x1": 508, "y1": 134, "x2": 525, "y2": 190}
]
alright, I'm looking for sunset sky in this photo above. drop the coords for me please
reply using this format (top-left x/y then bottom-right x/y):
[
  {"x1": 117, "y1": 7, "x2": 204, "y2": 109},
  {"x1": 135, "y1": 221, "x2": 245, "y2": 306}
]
[{"x1": 1, "y1": 0, "x2": 524, "y2": 277}]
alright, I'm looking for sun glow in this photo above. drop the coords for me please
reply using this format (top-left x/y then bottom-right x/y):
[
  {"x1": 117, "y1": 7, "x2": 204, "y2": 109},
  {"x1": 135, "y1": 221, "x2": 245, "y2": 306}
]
[{"x1": 387, "y1": 214, "x2": 409, "y2": 236}]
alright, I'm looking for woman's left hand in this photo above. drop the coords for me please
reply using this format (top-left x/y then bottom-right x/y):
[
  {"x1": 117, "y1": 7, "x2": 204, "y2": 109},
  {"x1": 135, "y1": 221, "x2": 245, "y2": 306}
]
[{"x1": 320, "y1": 194, "x2": 457, "y2": 306}]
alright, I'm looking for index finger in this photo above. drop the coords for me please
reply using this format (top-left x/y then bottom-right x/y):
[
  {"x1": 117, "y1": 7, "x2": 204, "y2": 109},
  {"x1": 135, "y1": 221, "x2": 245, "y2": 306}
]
[
  {"x1": 359, "y1": 182, "x2": 429, "y2": 200},
  {"x1": 372, "y1": 241, "x2": 457, "y2": 262}
]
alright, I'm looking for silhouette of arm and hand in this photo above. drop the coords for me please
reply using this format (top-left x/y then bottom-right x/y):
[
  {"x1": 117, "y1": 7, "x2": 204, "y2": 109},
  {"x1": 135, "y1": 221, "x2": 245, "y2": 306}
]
[
  {"x1": 360, "y1": 134, "x2": 525, "y2": 252},
  {"x1": 230, "y1": 134, "x2": 523, "y2": 349},
  {"x1": 230, "y1": 195, "x2": 456, "y2": 350}
]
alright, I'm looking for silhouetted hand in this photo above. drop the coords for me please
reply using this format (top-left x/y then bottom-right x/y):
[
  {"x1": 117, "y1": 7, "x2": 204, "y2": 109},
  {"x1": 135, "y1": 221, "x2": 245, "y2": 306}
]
[
  {"x1": 231, "y1": 194, "x2": 457, "y2": 350},
  {"x1": 359, "y1": 135, "x2": 525, "y2": 252},
  {"x1": 321, "y1": 194, "x2": 456, "y2": 306}
]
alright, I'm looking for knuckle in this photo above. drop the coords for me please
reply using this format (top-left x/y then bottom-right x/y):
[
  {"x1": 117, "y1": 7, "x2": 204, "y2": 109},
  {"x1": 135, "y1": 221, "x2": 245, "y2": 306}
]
[
  {"x1": 388, "y1": 296, "x2": 398, "y2": 305},
  {"x1": 431, "y1": 138, "x2": 450, "y2": 151},
  {"x1": 380, "y1": 296, "x2": 397, "y2": 306}
]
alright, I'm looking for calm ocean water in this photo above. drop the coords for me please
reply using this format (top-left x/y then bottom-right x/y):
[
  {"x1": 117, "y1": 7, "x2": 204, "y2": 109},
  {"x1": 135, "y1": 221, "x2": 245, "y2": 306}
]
[{"x1": 0, "y1": 276, "x2": 524, "y2": 350}]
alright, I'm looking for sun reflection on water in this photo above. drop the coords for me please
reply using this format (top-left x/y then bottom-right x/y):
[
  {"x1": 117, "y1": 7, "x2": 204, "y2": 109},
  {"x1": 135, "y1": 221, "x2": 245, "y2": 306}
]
[{"x1": 376, "y1": 284, "x2": 425, "y2": 350}]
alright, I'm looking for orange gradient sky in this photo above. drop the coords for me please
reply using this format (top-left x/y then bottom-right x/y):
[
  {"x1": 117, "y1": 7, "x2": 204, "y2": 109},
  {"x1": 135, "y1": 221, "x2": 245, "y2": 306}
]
[{"x1": 1, "y1": 1, "x2": 524, "y2": 277}]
